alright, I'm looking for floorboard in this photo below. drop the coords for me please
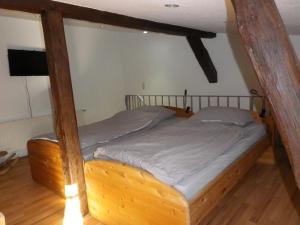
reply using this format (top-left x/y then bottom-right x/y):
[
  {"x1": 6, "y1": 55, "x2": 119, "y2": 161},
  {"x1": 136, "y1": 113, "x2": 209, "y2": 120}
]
[
  {"x1": 0, "y1": 158, "x2": 102, "y2": 225},
  {"x1": 200, "y1": 152, "x2": 300, "y2": 225},
  {"x1": 0, "y1": 155, "x2": 299, "y2": 225}
]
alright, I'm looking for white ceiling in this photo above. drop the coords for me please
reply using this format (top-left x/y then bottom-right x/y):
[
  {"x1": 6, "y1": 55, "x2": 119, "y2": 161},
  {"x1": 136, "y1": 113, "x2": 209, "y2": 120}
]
[{"x1": 55, "y1": 0, "x2": 300, "y2": 34}]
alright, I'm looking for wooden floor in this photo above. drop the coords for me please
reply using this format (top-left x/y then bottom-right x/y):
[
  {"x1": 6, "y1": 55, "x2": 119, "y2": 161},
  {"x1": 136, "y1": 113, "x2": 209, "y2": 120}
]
[
  {"x1": 200, "y1": 152, "x2": 300, "y2": 225},
  {"x1": 0, "y1": 155, "x2": 300, "y2": 225},
  {"x1": 0, "y1": 158, "x2": 101, "y2": 225}
]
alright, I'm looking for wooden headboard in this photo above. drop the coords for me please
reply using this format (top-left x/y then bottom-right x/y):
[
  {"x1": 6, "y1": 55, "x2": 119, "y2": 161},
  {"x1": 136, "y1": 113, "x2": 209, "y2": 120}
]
[{"x1": 164, "y1": 106, "x2": 194, "y2": 118}]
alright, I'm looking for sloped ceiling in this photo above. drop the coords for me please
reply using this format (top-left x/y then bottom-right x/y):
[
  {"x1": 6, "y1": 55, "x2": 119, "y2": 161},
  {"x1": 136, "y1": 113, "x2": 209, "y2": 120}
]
[{"x1": 55, "y1": 0, "x2": 300, "y2": 34}]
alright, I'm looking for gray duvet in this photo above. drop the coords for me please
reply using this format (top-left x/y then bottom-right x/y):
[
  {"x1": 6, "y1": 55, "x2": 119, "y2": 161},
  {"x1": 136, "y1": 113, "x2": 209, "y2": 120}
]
[
  {"x1": 33, "y1": 110, "x2": 165, "y2": 148},
  {"x1": 94, "y1": 121, "x2": 246, "y2": 186}
]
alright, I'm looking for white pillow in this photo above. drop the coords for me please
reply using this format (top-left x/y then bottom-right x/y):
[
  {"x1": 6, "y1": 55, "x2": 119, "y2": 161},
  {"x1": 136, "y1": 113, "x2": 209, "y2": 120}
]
[{"x1": 191, "y1": 107, "x2": 254, "y2": 126}]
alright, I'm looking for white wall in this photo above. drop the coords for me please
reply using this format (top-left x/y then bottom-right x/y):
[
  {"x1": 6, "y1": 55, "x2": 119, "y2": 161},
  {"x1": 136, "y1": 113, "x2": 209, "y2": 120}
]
[
  {"x1": 120, "y1": 32, "x2": 259, "y2": 96},
  {"x1": 0, "y1": 16, "x2": 47, "y2": 123},
  {"x1": 0, "y1": 15, "x2": 53, "y2": 156},
  {"x1": 120, "y1": 32, "x2": 300, "y2": 98},
  {"x1": 0, "y1": 16, "x2": 126, "y2": 155},
  {"x1": 1, "y1": 13, "x2": 300, "y2": 156},
  {"x1": 65, "y1": 23, "x2": 126, "y2": 124},
  {"x1": 290, "y1": 35, "x2": 300, "y2": 56}
]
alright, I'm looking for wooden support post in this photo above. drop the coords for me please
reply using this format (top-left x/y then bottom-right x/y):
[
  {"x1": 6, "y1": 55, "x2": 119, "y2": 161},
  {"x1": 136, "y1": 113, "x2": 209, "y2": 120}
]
[
  {"x1": 186, "y1": 35, "x2": 218, "y2": 83},
  {"x1": 231, "y1": 0, "x2": 300, "y2": 188},
  {"x1": 41, "y1": 10, "x2": 88, "y2": 214}
]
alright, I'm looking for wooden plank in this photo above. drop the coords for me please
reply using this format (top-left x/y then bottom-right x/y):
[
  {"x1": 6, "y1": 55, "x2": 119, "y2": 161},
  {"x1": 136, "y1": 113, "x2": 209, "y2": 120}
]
[
  {"x1": 41, "y1": 10, "x2": 88, "y2": 214},
  {"x1": 85, "y1": 160, "x2": 189, "y2": 225},
  {"x1": 231, "y1": 0, "x2": 300, "y2": 188},
  {"x1": 0, "y1": 0, "x2": 216, "y2": 38},
  {"x1": 186, "y1": 35, "x2": 218, "y2": 83}
]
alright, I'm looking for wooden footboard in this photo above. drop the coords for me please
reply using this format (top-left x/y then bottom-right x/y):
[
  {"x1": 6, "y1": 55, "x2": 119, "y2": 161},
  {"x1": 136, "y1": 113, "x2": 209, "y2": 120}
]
[
  {"x1": 85, "y1": 160, "x2": 190, "y2": 225},
  {"x1": 27, "y1": 140, "x2": 65, "y2": 198}
]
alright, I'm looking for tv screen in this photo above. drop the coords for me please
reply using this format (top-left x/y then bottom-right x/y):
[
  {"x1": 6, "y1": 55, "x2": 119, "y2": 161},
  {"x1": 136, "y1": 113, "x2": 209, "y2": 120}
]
[{"x1": 8, "y1": 49, "x2": 49, "y2": 76}]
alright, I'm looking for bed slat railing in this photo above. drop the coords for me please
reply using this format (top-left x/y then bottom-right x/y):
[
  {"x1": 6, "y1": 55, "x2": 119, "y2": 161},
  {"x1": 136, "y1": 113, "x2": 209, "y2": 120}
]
[{"x1": 125, "y1": 94, "x2": 265, "y2": 113}]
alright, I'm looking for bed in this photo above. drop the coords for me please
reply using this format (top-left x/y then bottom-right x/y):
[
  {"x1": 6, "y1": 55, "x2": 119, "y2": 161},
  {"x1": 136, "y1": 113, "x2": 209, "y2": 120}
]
[
  {"x1": 27, "y1": 94, "x2": 273, "y2": 225},
  {"x1": 28, "y1": 106, "x2": 179, "y2": 196}
]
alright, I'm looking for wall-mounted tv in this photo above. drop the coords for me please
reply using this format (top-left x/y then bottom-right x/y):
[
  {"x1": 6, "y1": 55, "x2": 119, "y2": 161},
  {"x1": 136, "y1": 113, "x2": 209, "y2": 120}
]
[{"x1": 8, "y1": 49, "x2": 49, "y2": 76}]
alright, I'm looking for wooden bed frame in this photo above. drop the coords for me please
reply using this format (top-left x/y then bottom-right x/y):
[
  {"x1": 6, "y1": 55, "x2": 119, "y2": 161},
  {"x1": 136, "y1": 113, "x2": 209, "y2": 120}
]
[{"x1": 27, "y1": 108, "x2": 272, "y2": 225}]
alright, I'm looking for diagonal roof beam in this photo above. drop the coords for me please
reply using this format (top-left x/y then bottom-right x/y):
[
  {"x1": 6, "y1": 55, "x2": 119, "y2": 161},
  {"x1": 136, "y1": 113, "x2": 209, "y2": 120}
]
[
  {"x1": 186, "y1": 35, "x2": 218, "y2": 83},
  {"x1": 0, "y1": 0, "x2": 216, "y2": 38},
  {"x1": 232, "y1": 0, "x2": 300, "y2": 188}
]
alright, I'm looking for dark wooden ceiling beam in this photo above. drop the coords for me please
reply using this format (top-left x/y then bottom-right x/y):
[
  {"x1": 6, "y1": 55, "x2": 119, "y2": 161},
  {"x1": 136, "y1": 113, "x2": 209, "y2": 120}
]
[
  {"x1": 187, "y1": 35, "x2": 218, "y2": 83},
  {"x1": 0, "y1": 0, "x2": 216, "y2": 38},
  {"x1": 41, "y1": 10, "x2": 88, "y2": 214},
  {"x1": 232, "y1": 0, "x2": 300, "y2": 188}
]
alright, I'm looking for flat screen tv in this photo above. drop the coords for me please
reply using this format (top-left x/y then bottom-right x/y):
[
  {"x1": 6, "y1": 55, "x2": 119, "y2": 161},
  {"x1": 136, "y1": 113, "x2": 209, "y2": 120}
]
[{"x1": 8, "y1": 49, "x2": 49, "y2": 76}]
